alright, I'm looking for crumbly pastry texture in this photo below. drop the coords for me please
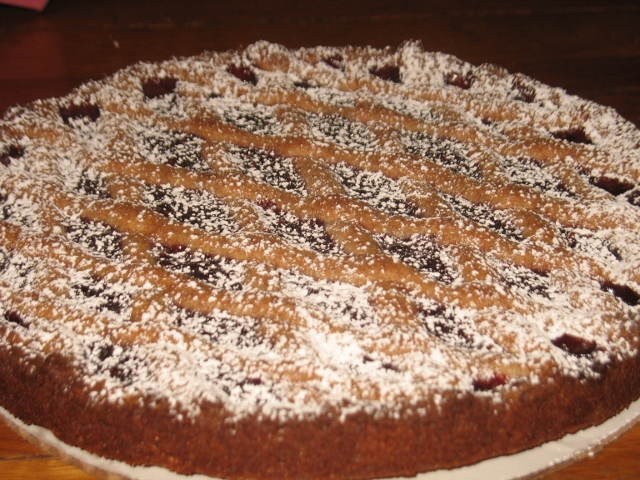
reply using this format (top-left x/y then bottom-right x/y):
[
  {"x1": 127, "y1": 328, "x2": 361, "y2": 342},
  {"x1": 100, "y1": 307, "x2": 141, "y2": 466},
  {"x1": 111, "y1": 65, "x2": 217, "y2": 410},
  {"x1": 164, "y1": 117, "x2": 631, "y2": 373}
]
[{"x1": 1, "y1": 41, "x2": 640, "y2": 479}]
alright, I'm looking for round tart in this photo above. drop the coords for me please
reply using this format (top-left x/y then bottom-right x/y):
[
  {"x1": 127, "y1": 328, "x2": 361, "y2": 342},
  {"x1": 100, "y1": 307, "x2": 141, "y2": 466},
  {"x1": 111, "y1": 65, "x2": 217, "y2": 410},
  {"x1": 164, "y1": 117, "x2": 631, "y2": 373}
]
[{"x1": 1, "y1": 41, "x2": 640, "y2": 480}]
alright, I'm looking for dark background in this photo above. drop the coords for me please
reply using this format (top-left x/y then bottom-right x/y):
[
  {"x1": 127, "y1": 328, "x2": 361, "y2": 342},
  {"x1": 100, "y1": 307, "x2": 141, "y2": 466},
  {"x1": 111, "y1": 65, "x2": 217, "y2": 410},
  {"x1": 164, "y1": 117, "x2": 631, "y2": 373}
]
[{"x1": 0, "y1": 1, "x2": 639, "y2": 479}]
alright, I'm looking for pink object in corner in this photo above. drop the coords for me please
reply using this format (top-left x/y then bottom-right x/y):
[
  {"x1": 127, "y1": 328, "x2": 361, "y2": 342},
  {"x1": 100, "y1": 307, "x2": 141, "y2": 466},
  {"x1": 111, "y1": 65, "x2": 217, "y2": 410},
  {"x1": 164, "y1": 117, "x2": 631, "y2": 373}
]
[{"x1": 0, "y1": 0, "x2": 49, "y2": 11}]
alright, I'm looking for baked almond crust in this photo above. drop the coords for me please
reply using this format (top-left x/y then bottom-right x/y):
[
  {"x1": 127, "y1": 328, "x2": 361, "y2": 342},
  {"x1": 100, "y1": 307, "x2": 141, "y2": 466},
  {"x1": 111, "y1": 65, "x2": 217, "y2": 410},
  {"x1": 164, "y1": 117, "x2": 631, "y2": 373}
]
[
  {"x1": 1, "y1": 41, "x2": 640, "y2": 479},
  {"x1": 2, "y1": 338, "x2": 640, "y2": 479}
]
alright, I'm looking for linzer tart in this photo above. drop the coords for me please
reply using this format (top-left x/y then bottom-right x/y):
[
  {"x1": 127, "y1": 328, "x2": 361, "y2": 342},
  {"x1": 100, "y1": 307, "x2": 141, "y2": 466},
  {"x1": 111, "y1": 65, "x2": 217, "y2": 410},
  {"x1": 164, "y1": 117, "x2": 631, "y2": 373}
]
[{"x1": 1, "y1": 40, "x2": 640, "y2": 480}]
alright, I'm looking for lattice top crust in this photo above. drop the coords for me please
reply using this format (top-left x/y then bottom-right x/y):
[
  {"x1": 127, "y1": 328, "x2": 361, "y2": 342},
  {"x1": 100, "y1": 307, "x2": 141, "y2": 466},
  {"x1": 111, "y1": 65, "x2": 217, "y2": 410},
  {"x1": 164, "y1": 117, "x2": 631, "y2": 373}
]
[{"x1": 1, "y1": 41, "x2": 640, "y2": 422}]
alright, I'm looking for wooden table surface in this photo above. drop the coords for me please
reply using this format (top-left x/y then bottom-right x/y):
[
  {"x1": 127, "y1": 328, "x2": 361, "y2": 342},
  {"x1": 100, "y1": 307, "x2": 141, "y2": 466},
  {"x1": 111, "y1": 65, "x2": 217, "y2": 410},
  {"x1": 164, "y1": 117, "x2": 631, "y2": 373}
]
[{"x1": 1, "y1": 0, "x2": 639, "y2": 478}]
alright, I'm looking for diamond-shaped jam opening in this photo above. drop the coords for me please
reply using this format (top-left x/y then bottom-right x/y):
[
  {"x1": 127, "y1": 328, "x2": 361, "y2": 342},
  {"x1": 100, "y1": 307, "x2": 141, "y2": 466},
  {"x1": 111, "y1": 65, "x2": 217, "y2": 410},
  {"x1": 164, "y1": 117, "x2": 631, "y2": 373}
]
[
  {"x1": 552, "y1": 127, "x2": 592, "y2": 144},
  {"x1": 370, "y1": 64, "x2": 401, "y2": 83},
  {"x1": 473, "y1": 373, "x2": 507, "y2": 391},
  {"x1": 552, "y1": 333, "x2": 596, "y2": 356},
  {"x1": 142, "y1": 77, "x2": 178, "y2": 99},
  {"x1": 322, "y1": 55, "x2": 343, "y2": 69},
  {"x1": 4, "y1": 310, "x2": 27, "y2": 328},
  {"x1": 512, "y1": 78, "x2": 536, "y2": 103},
  {"x1": 590, "y1": 176, "x2": 635, "y2": 196},
  {"x1": 59, "y1": 102, "x2": 101, "y2": 125},
  {"x1": 600, "y1": 281, "x2": 640, "y2": 307},
  {"x1": 0, "y1": 145, "x2": 24, "y2": 166},
  {"x1": 445, "y1": 71, "x2": 474, "y2": 89},
  {"x1": 227, "y1": 64, "x2": 257, "y2": 85}
]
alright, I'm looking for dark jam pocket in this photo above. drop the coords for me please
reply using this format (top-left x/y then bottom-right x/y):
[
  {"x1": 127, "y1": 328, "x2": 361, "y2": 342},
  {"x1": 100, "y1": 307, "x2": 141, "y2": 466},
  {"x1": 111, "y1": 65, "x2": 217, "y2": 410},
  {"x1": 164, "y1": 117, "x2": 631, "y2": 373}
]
[
  {"x1": 362, "y1": 355, "x2": 400, "y2": 373},
  {"x1": 473, "y1": 373, "x2": 508, "y2": 392},
  {"x1": 72, "y1": 275, "x2": 131, "y2": 315},
  {"x1": 232, "y1": 147, "x2": 305, "y2": 194},
  {"x1": 142, "y1": 77, "x2": 178, "y2": 99},
  {"x1": 551, "y1": 333, "x2": 597, "y2": 356},
  {"x1": 3, "y1": 310, "x2": 28, "y2": 329},
  {"x1": 157, "y1": 245, "x2": 243, "y2": 291},
  {"x1": 331, "y1": 162, "x2": 420, "y2": 217},
  {"x1": 89, "y1": 344, "x2": 140, "y2": 385},
  {"x1": 402, "y1": 132, "x2": 481, "y2": 180},
  {"x1": 308, "y1": 114, "x2": 379, "y2": 152},
  {"x1": 0, "y1": 144, "x2": 24, "y2": 166},
  {"x1": 590, "y1": 176, "x2": 635, "y2": 197},
  {"x1": 258, "y1": 202, "x2": 339, "y2": 255},
  {"x1": 370, "y1": 64, "x2": 401, "y2": 83},
  {"x1": 499, "y1": 265, "x2": 551, "y2": 299},
  {"x1": 76, "y1": 170, "x2": 111, "y2": 199},
  {"x1": 379, "y1": 236, "x2": 455, "y2": 284},
  {"x1": 418, "y1": 303, "x2": 497, "y2": 352},
  {"x1": 600, "y1": 281, "x2": 640, "y2": 307},
  {"x1": 552, "y1": 127, "x2": 592, "y2": 144},
  {"x1": 140, "y1": 129, "x2": 208, "y2": 171},
  {"x1": 175, "y1": 308, "x2": 262, "y2": 348},
  {"x1": 560, "y1": 227, "x2": 621, "y2": 263},
  {"x1": 627, "y1": 190, "x2": 640, "y2": 207},
  {"x1": 418, "y1": 305, "x2": 484, "y2": 349},
  {"x1": 322, "y1": 55, "x2": 343, "y2": 69},
  {"x1": 146, "y1": 185, "x2": 237, "y2": 234},
  {"x1": 512, "y1": 78, "x2": 536, "y2": 103},
  {"x1": 445, "y1": 72, "x2": 474, "y2": 90},
  {"x1": 500, "y1": 156, "x2": 574, "y2": 199},
  {"x1": 219, "y1": 106, "x2": 277, "y2": 135},
  {"x1": 237, "y1": 377, "x2": 263, "y2": 389},
  {"x1": 227, "y1": 64, "x2": 257, "y2": 85},
  {"x1": 443, "y1": 194, "x2": 523, "y2": 241},
  {"x1": 294, "y1": 80, "x2": 314, "y2": 89},
  {"x1": 0, "y1": 248, "x2": 8, "y2": 273},
  {"x1": 93, "y1": 342, "x2": 115, "y2": 362},
  {"x1": 0, "y1": 251, "x2": 30, "y2": 289},
  {"x1": 59, "y1": 102, "x2": 100, "y2": 125},
  {"x1": 65, "y1": 217, "x2": 123, "y2": 260}
]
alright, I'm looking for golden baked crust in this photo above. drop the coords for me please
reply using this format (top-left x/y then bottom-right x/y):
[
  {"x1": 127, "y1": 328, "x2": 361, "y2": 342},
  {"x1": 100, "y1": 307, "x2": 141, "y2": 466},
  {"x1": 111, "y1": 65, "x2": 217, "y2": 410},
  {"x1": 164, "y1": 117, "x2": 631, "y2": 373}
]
[{"x1": 1, "y1": 41, "x2": 640, "y2": 479}]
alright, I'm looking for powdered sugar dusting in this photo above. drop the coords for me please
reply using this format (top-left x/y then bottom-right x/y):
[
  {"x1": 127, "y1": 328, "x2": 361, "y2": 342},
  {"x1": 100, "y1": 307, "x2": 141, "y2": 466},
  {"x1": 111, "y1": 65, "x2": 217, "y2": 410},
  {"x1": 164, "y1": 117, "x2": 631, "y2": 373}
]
[{"x1": 0, "y1": 41, "x2": 639, "y2": 433}]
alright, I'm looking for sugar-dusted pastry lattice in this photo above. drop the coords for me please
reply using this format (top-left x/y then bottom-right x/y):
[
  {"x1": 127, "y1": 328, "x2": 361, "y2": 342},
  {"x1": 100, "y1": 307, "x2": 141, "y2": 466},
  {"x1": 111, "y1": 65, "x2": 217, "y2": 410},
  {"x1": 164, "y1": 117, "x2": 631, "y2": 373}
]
[{"x1": 1, "y1": 41, "x2": 640, "y2": 480}]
